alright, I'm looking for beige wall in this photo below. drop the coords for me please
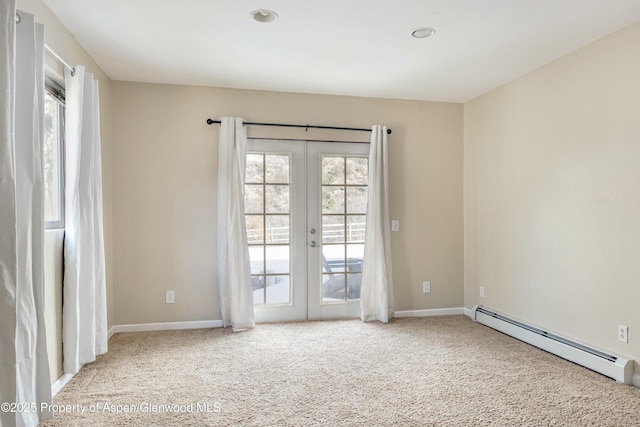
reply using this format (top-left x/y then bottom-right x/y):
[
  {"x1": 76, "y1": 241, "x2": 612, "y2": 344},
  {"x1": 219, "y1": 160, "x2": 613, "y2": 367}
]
[
  {"x1": 18, "y1": 0, "x2": 114, "y2": 383},
  {"x1": 111, "y1": 83, "x2": 464, "y2": 324},
  {"x1": 464, "y1": 22, "x2": 640, "y2": 368}
]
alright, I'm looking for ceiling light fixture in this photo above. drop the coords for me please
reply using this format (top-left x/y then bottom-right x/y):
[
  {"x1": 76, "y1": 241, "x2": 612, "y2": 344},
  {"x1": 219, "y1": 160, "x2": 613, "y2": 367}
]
[
  {"x1": 250, "y1": 9, "x2": 278, "y2": 23},
  {"x1": 411, "y1": 27, "x2": 436, "y2": 39}
]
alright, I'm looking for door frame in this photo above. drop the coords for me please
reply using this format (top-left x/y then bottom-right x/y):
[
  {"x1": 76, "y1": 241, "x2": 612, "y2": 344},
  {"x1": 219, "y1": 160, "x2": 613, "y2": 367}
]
[{"x1": 246, "y1": 139, "x2": 370, "y2": 322}]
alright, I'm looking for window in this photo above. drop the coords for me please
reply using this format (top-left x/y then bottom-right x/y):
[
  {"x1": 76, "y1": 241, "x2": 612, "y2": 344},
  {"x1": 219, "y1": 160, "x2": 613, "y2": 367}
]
[{"x1": 44, "y1": 79, "x2": 65, "y2": 229}]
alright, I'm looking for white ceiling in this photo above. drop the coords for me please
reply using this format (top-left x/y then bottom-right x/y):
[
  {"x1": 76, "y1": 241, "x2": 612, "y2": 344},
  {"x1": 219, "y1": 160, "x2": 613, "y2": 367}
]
[{"x1": 43, "y1": 0, "x2": 640, "y2": 103}]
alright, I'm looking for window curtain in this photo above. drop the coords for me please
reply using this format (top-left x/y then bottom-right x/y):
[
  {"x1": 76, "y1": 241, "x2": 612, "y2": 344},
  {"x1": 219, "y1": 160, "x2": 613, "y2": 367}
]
[
  {"x1": 360, "y1": 125, "x2": 394, "y2": 323},
  {"x1": 217, "y1": 117, "x2": 255, "y2": 331},
  {"x1": 0, "y1": 7, "x2": 53, "y2": 426},
  {"x1": 62, "y1": 65, "x2": 108, "y2": 374}
]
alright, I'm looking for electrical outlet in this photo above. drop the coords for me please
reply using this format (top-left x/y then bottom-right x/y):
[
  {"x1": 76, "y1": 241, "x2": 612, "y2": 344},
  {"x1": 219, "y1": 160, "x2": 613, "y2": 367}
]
[
  {"x1": 618, "y1": 325, "x2": 628, "y2": 343},
  {"x1": 166, "y1": 290, "x2": 175, "y2": 304},
  {"x1": 391, "y1": 220, "x2": 400, "y2": 232},
  {"x1": 479, "y1": 286, "x2": 485, "y2": 298},
  {"x1": 422, "y1": 281, "x2": 430, "y2": 293}
]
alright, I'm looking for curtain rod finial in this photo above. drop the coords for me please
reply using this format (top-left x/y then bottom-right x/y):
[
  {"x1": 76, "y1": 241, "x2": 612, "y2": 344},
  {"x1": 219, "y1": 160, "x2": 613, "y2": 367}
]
[{"x1": 206, "y1": 118, "x2": 214, "y2": 125}]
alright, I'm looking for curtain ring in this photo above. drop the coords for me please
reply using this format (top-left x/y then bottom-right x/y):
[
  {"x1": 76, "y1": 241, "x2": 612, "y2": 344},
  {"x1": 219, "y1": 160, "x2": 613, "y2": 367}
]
[{"x1": 15, "y1": 13, "x2": 21, "y2": 24}]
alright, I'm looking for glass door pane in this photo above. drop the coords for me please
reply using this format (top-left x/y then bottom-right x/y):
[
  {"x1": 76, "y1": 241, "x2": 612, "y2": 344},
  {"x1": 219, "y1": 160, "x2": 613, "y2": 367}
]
[
  {"x1": 246, "y1": 153, "x2": 292, "y2": 305},
  {"x1": 321, "y1": 156, "x2": 368, "y2": 303}
]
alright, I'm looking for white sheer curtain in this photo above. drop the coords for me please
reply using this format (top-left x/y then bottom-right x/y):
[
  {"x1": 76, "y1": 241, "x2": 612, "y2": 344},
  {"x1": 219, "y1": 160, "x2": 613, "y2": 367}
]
[
  {"x1": 360, "y1": 125, "x2": 394, "y2": 323},
  {"x1": 0, "y1": 7, "x2": 53, "y2": 426},
  {"x1": 217, "y1": 117, "x2": 255, "y2": 331},
  {"x1": 63, "y1": 65, "x2": 108, "y2": 374}
]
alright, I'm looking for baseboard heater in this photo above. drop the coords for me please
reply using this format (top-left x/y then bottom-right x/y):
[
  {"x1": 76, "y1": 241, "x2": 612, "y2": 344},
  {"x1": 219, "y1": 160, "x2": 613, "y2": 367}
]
[{"x1": 472, "y1": 305, "x2": 633, "y2": 384}]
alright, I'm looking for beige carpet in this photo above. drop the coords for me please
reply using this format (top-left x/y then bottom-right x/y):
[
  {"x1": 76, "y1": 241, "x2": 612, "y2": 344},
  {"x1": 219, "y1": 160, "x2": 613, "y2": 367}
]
[{"x1": 40, "y1": 316, "x2": 640, "y2": 426}]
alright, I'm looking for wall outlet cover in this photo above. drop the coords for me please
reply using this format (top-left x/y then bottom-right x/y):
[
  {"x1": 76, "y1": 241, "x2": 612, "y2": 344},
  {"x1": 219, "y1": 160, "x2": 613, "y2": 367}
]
[
  {"x1": 618, "y1": 325, "x2": 628, "y2": 343},
  {"x1": 166, "y1": 290, "x2": 175, "y2": 304},
  {"x1": 422, "y1": 281, "x2": 430, "y2": 293}
]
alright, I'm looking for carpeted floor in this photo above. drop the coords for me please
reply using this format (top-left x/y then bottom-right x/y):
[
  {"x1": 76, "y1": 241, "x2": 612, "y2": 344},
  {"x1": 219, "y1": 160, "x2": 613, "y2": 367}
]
[{"x1": 40, "y1": 316, "x2": 640, "y2": 426}]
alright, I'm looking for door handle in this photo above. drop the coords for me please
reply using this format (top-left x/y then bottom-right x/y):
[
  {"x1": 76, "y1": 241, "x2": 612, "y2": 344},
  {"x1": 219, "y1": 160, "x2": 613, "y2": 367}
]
[{"x1": 309, "y1": 240, "x2": 317, "y2": 248}]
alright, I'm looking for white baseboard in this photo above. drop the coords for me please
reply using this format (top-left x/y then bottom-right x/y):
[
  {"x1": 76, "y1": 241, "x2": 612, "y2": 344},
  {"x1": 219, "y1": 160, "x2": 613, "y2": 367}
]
[
  {"x1": 633, "y1": 370, "x2": 640, "y2": 388},
  {"x1": 394, "y1": 307, "x2": 464, "y2": 318},
  {"x1": 51, "y1": 373, "x2": 73, "y2": 397},
  {"x1": 110, "y1": 320, "x2": 224, "y2": 335},
  {"x1": 464, "y1": 307, "x2": 474, "y2": 318}
]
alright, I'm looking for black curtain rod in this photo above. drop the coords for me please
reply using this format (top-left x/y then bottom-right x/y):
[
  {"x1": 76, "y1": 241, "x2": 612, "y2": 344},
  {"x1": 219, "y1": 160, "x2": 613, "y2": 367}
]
[
  {"x1": 248, "y1": 137, "x2": 370, "y2": 144},
  {"x1": 206, "y1": 118, "x2": 392, "y2": 134}
]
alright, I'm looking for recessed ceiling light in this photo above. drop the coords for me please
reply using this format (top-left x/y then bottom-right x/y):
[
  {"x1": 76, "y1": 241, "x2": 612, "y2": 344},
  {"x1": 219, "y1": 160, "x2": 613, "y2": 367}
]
[
  {"x1": 250, "y1": 9, "x2": 278, "y2": 23},
  {"x1": 411, "y1": 27, "x2": 436, "y2": 39}
]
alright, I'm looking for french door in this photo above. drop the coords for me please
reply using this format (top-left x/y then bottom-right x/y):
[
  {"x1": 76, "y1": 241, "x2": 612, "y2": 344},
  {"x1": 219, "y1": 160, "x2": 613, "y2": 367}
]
[{"x1": 245, "y1": 140, "x2": 369, "y2": 321}]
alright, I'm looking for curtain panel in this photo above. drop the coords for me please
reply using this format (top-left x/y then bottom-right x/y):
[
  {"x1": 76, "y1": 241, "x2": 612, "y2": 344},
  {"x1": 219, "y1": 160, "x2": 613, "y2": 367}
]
[
  {"x1": 360, "y1": 125, "x2": 394, "y2": 323},
  {"x1": 216, "y1": 117, "x2": 255, "y2": 331},
  {"x1": 63, "y1": 65, "x2": 108, "y2": 375},
  {"x1": 0, "y1": 7, "x2": 53, "y2": 426}
]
